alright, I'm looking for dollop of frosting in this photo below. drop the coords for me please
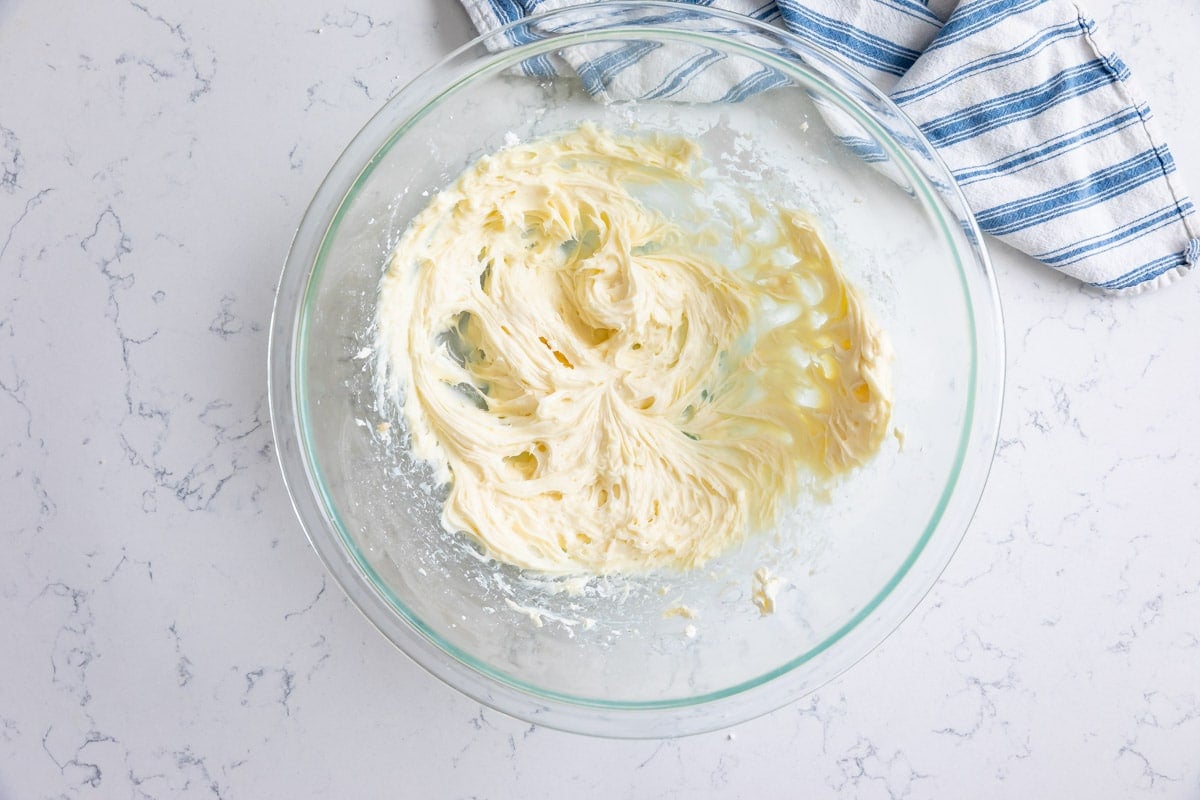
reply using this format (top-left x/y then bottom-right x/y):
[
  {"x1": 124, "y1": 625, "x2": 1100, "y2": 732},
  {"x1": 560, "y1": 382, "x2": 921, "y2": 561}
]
[{"x1": 376, "y1": 124, "x2": 892, "y2": 575}]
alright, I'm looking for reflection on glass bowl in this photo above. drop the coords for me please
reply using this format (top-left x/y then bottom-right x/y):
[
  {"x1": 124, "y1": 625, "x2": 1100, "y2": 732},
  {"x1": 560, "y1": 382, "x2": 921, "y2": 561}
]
[{"x1": 268, "y1": 2, "x2": 1003, "y2": 738}]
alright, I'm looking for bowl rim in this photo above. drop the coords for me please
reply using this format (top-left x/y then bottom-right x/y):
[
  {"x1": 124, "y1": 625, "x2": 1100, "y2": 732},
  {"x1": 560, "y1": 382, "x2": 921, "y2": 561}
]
[{"x1": 268, "y1": 0, "x2": 1005, "y2": 738}]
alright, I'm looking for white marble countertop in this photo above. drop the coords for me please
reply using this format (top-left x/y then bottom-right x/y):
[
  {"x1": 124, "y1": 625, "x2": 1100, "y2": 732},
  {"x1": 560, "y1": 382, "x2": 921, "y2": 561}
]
[{"x1": 2, "y1": 1, "x2": 1198, "y2": 797}]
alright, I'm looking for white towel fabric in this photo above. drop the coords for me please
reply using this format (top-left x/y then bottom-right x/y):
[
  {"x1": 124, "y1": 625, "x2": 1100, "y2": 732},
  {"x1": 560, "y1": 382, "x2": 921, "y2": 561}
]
[{"x1": 459, "y1": 0, "x2": 1198, "y2": 293}]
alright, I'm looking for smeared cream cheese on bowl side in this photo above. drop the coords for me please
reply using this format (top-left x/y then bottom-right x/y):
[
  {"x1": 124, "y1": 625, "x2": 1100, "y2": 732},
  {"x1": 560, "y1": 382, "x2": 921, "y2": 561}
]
[{"x1": 374, "y1": 123, "x2": 892, "y2": 578}]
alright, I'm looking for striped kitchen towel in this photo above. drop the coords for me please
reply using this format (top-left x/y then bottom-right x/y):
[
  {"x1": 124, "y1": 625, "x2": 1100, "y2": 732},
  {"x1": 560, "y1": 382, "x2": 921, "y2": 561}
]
[{"x1": 459, "y1": 0, "x2": 1198, "y2": 293}]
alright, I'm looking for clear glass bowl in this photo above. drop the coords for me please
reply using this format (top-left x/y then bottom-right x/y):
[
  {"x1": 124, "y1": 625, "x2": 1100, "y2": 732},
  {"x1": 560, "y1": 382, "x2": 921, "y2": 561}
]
[{"x1": 268, "y1": 2, "x2": 1003, "y2": 738}]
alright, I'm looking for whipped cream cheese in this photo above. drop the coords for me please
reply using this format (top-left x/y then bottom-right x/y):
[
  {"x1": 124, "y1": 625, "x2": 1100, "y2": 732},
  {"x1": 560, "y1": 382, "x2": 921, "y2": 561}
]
[
  {"x1": 376, "y1": 124, "x2": 892, "y2": 575},
  {"x1": 752, "y1": 567, "x2": 782, "y2": 616}
]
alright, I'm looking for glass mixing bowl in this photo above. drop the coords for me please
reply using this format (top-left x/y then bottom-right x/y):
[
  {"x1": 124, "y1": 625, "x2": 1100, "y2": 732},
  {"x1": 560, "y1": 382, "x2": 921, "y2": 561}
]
[{"x1": 268, "y1": 2, "x2": 1003, "y2": 737}]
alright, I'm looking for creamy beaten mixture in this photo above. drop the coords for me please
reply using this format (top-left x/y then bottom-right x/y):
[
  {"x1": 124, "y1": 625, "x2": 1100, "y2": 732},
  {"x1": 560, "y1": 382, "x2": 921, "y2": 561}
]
[{"x1": 375, "y1": 124, "x2": 892, "y2": 575}]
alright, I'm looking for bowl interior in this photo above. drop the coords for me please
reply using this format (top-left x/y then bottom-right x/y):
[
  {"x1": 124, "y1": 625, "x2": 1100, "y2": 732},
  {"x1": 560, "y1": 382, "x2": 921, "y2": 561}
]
[{"x1": 279, "y1": 3, "x2": 1000, "y2": 735}]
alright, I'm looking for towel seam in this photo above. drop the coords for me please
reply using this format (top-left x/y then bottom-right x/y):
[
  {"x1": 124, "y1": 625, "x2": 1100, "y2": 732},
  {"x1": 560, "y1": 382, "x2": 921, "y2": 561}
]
[
  {"x1": 1074, "y1": 6, "x2": 1198, "y2": 243},
  {"x1": 1073, "y1": 4, "x2": 1196, "y2": 293}
]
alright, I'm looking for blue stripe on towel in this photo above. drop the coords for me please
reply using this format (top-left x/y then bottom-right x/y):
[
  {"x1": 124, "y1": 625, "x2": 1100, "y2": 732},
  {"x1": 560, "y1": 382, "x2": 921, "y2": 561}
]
[
  {"x1": 777, "y1": 0, "x2": 922, "y2": 76},
  {"x1": 952, "y1": 106, "x2": 1146, "y2": 185},
  {"x1": 893, "y1": 20, "x2": 1080, "y2": 105},
  {"x1": 644, "y1": 49, "x2": 728, "y2": 100},
  {"x1": 918, "y1": 59, "x2": 1114, "y2": 148},
  {"x1": 1038, "y1": 201, "x2": 1194, "y2": 266},
  {"x1": 925, "y1": 0, "x2": 1044, "y2": 54},
  {"x1": 1096, "y1": 250, "x2": 1191, "y2": 291},
  {"x1": 975, "y1": 148, "x2": 1173, "y2": 236}
]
